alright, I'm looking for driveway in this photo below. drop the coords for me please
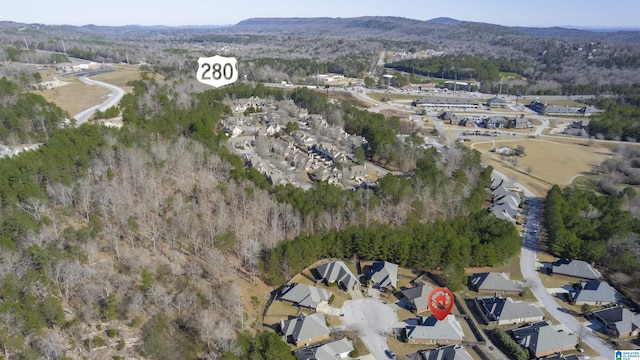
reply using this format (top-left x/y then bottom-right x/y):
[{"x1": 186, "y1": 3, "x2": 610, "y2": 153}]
[{"x1": 341, "y1": 298, "x2": 397, "y2": 360}]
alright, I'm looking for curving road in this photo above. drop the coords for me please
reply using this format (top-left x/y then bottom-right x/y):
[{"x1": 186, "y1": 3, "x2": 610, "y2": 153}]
[
  {"x1": 491, "y1": 169, "x2": 612, "y2": 359},
  {"x1": 73, "y1": 76, "x2": 126, "y2": 125}
]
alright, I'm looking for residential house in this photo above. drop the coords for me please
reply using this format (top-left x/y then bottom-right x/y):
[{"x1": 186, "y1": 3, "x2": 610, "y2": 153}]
[
  {"x1": 551, "y1": 259, "x2": 601, "y2": 280},
  {"x1": 513, "y1": 117, "x2": 532, "y2": 129},
  {"x1": 468, "y1": 272, "x2": 522, "y2": 295},
  {"x1": 228, "y1": 135, "x2": 255, "y2": 149},
  {"x1": 491, "y1": 207, "x2": 516, "y2": 222},
  {"x1": 511, "y1": 321, "x2": 578, "y2": 358},
  {"x1": 495, "y1": 193, "x2": 521, "y2": 209},
  {"x1": 490, "y1": 177, "x2": 504, "y2": 191},
  {"x1": 564, "y1": 121, "x2": 587, "y2": 137},
  {"x1": 313, "y1": 261, "x2": 359, "y2": 291},
  {"x1": 366, "y1": 261, "x2": 399, "y2": 290},
  {"x1": 400, "y1": 284, "x2": 434, "y2": 313},
  {"x1": 345, "y1": 165, "x2": 368, "y2": 182},
  {"x1": 569, "y1": 281, "x2": 619, "y2": 306},
  {"x1": 592, "y1": 306, "x2": 640, "y2": 338},
  {"x1": 484, "y1": 116, "x2": 509, "y2": 128},
  {"x1": 419, "y1": 344, "x2": 473, "y2": 360},
  {"x1": 281, "y1": 313, "x2": 331, "y2": 346},
  {"x1": 294, "y1": 338, "x2": 354, "y2": 360},
  {"x1": 271, "y1": 139, "x2": 294, "y2": 156},
  {"x1": 311, "y1": 143, "x2": 343, "y2": 162},
  {"x1": 406, "y1": 315, "x2": 465, "y2": 345},
  {"x1": 474, "y1": 296, "x2": 544, "y2": 325},
  {"x1": 279, "y1": 283, "x2": 332, "y2": 310}
]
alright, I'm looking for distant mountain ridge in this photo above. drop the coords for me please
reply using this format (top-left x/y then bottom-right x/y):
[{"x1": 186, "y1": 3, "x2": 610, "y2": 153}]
[{"x1": 2, "y1": 16, "x2": 638, "y2": 43}]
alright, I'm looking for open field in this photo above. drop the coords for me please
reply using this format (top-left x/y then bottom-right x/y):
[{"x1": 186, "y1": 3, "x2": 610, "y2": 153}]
[
  {"x1": 499, "y1": 71, "x2": 524, "y2": 79},
  {"x1": 465, "y1": 255, "x2": 523, "y2": 280},
  {"x1": 367, "y1": 92, "x2": 421, "y2": 101},
  {"x1": 469, "y1": 138, "x2": 614, "y2": 196},
  {"x1": 542, "y1": 98, "x2": 588, "y2": 107},
  {"x1": 328, "y1": 90, "x2": 372, "y2": 108},
  {"x1": 92, "y1": 68, "x2": 141, "y2": 91},
  {"x1": 32, "y1": 77, "x2": 108, "y2": 116}
]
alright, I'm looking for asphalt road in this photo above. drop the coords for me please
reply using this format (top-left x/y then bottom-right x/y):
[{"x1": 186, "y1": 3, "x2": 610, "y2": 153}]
[
  {"x1": 341, "y1": 299, "x2": 397, "y2": 360},
  {"x1": 73, "y1": 76, "x2": 126, "y2": 125},
  {"x1": 490, "y1": 169, "x2": 612, "y2": 360}
]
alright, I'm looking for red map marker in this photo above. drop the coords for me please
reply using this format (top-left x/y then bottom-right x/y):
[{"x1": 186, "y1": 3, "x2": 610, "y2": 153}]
[{"x1": 428, "y1": 287, "x2": 454, "y2": 321}]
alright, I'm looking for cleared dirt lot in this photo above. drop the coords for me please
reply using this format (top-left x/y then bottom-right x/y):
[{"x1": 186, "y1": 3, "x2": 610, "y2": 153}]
[{"x1": 469, "y1": 137, "x2": 614, "y2": 196}]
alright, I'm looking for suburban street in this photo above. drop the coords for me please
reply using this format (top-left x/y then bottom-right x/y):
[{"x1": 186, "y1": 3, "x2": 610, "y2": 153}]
[
  {"x1": 73, "y1": 76, "x2": 126, "y2": 125},
  {"x1": 490, "y1": 168, "x2": 613, "y2": 360}
]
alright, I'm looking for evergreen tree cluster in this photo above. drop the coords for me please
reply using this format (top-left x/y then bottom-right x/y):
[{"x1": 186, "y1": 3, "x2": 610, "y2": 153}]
[
  {"x1": 545, "y1": 185, "x2": 640, "y2": 271},
  {"x1": 261, "y1": 212, "x2": 521, "y2": 286},
  {"x1": 0, "y1": 77, "x2": 69, "y2": 143}
]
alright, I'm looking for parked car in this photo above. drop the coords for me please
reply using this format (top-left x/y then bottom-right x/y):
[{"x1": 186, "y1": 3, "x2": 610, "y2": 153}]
[{"x1": 385, "y1": 349, "x2": 396, "y2": 359}]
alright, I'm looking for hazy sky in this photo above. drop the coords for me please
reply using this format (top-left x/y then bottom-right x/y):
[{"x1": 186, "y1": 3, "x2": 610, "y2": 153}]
[{"x1": 2, "y1": 0, "x2": 639, "y2": 28}]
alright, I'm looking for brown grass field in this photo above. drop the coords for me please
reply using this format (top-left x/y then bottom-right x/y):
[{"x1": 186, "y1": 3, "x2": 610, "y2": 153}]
[
  {"x1": 33, "y1": 77, "x2": 108, "y2": 117},
  {"x1": 468, "y1": 137, "x2": 615, "y2": 197},
  {"x1": 32, "y1": 69, "x2": 141, "y2": 117}
]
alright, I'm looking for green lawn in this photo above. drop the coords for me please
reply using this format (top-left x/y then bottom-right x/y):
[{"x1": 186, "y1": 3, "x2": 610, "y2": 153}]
[
  {"x1": 367, "y1": 92, "x2": 422, "y2": 101},
  {"x1": 500, "y1": 71, "x2": 524, "y2": 79}
]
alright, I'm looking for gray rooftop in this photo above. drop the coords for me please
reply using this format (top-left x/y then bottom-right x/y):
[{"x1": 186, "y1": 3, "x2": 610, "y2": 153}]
[
  {"x1": 420, "y1": 344, "x2": 473, "y2": 360},
  {"x1": 367, "y1": 261, "x2": 398, "y2": 289},
  {"x1": 280, "y1": 283, "x2": 332, "y2": 309},
  {"x1": 572, "y1": 281, "x2": 619, "y2": 304},
  {"x1": 477, "y1": 296, "x2": 543, "y2": 322},
  {"x1": 295, "y1": 337, "x2": 354, "y2": 360},
  {"x1": 281, "y1": 313, "x2": 330, "y2": 345},
  {"x1": 469, "y1": 272, "x2": 522, "y2": 293},
  {"x1": 552, "y1": 258, "x2": 601, "y2": 280},
  {"x1": 512, "y1": 321, "x2": 577, "y2": 356},
  {"x1": 401, "y1": 284, "x2": 434, "y2": 311},
  {"x1": 407, "y1": 315, "x2": 464, "y2": 342},
  {"x1": 314, "y1": 261, "x2": 358, "y2": 290}
]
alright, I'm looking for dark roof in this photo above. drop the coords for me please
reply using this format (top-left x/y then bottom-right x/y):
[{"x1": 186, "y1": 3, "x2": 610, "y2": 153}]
[{"x1": 592, "y1": 306, "x2": 640, "y2": 335}]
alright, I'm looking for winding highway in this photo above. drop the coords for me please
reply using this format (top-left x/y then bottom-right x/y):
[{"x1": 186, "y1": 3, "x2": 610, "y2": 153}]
[{"x1": 73, "y1": 76, "x2": 126, "y2": 125}]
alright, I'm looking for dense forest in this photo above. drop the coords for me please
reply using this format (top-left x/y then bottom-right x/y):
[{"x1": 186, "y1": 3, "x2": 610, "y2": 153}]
[
  {"x1": 0, "y1": 77, "x2": 69, "y2": 143},
  {"x1": 544, "y1": 185, "x2": 640, "y2": 275},
  {"x1": 385, "y1": 54, "x2": 527, "y2": 83},
  {"x1": 587, "y1": 87, "x2": 640, "y2": 141}
]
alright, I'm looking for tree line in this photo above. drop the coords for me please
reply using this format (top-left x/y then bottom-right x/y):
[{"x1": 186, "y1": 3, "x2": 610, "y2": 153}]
[{"x1": 261, "y1": 211, "x2": 521, "y2": 287}]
